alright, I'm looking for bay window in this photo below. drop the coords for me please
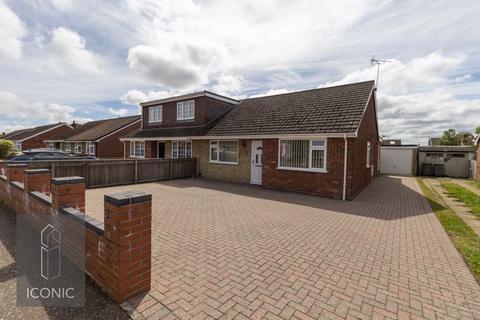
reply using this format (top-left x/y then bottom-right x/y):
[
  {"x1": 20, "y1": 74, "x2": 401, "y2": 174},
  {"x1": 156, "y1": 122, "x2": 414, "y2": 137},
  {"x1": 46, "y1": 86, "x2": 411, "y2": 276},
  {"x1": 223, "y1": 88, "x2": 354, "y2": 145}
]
[
  {"x1": 177, "y1": 100, "x2": 195, "y2": 120},
  {"x1": 130, "y1": 141, "x2": 145, "y2": 157},
  {"x1": 210, "y1": 140, "x2": 238, "y2": 164},
  {"x1": 278, "y1": 139, "x2": 326, "y2": 171},
  {"x1": 172, "y1": 141, "x2": 192, "y2": 158}
]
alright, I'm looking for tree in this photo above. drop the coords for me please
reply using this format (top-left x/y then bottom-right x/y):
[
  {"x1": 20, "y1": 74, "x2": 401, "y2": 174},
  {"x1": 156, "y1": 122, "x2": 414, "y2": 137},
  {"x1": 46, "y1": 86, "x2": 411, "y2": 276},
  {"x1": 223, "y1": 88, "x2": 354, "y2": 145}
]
[
  {"x1": 0, "y1": 140, "x2": 14, "y2": 159},
  {"x1": 439, "y1": 129, "x2": 474, "y2": 146},
  {"x1": 70, "y1": 120, "x2": 80, "y2": 128},
  {"x1": 475, "y1": 126, "x2": 480, "y2": 135}
]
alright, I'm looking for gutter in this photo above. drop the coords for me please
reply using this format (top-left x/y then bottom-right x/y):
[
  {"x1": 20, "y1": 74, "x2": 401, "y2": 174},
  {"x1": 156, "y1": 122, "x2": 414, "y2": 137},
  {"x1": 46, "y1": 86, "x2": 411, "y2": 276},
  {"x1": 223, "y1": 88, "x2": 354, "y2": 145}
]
[{"x1": 342, "y1": 134, "x2": 348, "y2": 201}]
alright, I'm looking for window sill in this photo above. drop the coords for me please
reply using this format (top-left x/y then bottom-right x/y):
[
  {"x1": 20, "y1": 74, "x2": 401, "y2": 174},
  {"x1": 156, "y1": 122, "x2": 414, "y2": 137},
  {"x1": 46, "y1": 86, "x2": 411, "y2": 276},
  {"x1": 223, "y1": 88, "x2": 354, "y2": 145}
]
[
  {"x1": 130, "y1": 156, "x2": 145, "y2": 159},
  {"x1": 148, "y1": 120, "x2": 162, "y2": 124},
  {"x1": 209, "y1": 161, "x2": 238, "y2": 166},
  {"x1": 277, "y1": 166, "x2": 327, "y2": 173},
  {"x1": 176, "y1": 118, "x2": 195, "y2": 122}
]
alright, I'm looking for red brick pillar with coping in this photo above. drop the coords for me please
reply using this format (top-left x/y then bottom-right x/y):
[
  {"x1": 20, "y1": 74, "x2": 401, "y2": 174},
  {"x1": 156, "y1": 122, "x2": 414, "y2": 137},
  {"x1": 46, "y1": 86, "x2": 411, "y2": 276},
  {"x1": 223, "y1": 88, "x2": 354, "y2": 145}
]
[
  {"x1": 6, "y1": 163, "x2": 28, "y2": 183},
  {"x1": 24, "y1": 169, "x2": 51, "y2": 194},
  {"x1": 51, "y1": 176, "x2": 86, "y2": 213},
  {"x1": 102, "y1": 191, "x2": 152, "y2": 303}
]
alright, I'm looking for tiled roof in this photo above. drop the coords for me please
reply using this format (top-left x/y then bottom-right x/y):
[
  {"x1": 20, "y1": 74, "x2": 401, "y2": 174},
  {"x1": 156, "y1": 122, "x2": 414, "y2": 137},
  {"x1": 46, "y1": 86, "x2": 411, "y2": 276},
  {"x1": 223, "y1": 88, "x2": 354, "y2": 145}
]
[
  {"x1": 206, "y1": 81, "x2": 375, "y2": 136},
  {"x1": 53, "y1": 116, "x2": 140, "y2": 141},
  {"x1": 1, "y1": 123, "x2": 68, "y2": 141}
]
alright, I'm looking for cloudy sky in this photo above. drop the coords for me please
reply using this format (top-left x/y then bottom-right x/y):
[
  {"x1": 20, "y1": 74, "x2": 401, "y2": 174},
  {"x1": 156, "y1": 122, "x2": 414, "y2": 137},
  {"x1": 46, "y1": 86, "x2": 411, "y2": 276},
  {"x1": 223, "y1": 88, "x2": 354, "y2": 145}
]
[{"x1": 0, "y1": 0, "x2": 479, "y2": 144}]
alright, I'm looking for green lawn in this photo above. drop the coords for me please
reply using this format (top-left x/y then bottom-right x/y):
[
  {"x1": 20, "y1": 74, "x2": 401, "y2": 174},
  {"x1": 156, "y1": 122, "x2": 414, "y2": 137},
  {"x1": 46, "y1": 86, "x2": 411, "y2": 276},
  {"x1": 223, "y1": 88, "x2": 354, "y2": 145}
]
[
  {"x1": 417, "y1": 178, "x2": 480, "y2": 280},
  {"x1": 441, "y1": 180, "x2": 480, "y2": 219}
]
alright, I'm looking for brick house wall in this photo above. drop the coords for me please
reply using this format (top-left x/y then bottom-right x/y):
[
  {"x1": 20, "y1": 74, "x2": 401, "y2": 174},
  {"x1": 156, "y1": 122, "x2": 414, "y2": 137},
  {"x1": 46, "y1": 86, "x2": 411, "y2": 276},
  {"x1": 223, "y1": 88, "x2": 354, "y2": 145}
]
[
  {"x1": 349, "y1": 95, "x2": 380, "y2": 198},
  {"x1": 96, "y1": 120, "x2": 141, "y2": 158},
  {"x1": 262, "y1": 138, "x2": 350, "y2": 199},
  {"x1": 21, "y1": 124, "x2": 73, "y2": 150},
  {"x1": 142, "y1": 96, "x2": 235, "y2": 129},
  {"x1": 194, "y1": 139, "x2": 251, "y2": 184}
]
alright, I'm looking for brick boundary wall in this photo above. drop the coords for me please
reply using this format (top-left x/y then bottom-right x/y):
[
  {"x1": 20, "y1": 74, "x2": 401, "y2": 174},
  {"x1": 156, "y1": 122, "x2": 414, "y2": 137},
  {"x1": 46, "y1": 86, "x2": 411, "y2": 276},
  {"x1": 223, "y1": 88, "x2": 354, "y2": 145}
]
[{"x1": 0, "y1": 165, "x2": 152, "y2": 304}]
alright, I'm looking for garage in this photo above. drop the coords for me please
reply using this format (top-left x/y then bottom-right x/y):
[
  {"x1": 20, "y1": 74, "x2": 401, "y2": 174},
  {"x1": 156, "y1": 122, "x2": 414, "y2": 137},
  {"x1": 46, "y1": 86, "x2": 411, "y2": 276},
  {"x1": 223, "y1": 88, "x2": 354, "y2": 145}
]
[{"x1": 380, "y1": 146, "x2": 417, "y2": 176}]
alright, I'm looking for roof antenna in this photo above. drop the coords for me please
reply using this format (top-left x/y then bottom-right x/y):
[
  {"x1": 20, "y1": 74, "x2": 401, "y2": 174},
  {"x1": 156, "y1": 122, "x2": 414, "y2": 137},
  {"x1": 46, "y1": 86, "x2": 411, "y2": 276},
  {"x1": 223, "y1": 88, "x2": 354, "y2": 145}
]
[{"x1": 370, "y1": 57, "x2": 391, "y2": 91}]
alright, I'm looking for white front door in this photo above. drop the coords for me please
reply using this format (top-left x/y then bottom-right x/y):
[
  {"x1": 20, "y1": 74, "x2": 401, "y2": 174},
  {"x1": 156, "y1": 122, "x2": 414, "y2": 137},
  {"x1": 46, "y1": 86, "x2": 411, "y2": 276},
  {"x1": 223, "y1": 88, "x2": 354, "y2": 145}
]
[{"x1": 250, "y1": 141, "x2": 263, "y2": 185}]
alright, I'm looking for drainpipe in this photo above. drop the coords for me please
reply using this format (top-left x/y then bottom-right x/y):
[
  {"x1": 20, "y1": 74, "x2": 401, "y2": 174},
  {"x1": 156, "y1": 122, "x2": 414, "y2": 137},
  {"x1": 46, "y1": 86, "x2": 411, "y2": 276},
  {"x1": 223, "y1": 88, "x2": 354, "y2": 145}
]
[{"x1": 343, "y1": 134, "x2": 348, "y2": 201}]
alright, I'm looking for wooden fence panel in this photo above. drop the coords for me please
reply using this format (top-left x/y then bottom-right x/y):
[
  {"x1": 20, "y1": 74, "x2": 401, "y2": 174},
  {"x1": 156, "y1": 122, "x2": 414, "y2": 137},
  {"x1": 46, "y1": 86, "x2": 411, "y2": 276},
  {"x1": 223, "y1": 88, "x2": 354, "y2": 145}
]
[{"x1": 4, "y1": 158, "x2": 194, "y2": 188}]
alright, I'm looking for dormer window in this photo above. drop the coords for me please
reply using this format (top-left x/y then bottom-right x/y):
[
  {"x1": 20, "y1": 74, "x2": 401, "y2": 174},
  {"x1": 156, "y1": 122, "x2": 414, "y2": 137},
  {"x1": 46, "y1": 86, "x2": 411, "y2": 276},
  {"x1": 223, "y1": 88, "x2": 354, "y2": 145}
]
[
  {"x1": 148, "y1": 105, "x2": 162, "y2": 123},
  {"x1": 177, "y1": 100, "x2": 194, "y2": 120}
]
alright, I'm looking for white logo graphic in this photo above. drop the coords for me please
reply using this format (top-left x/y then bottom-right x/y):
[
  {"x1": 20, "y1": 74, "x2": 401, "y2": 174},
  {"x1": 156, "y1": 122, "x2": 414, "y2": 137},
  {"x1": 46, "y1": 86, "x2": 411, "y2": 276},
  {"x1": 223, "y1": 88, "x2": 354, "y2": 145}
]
[{"x1": 40, "y1": 224, "x2": 61, "y2": 280}]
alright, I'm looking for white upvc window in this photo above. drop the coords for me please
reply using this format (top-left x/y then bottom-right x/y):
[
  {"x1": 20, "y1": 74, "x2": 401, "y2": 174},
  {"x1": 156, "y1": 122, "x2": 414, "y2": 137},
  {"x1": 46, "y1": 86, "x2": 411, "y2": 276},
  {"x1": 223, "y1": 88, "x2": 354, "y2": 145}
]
[
  {"x1": 148, "y1": 105, "x2": 162, "y2": 123},
  {"x1": 74, "y1": 143, "x2": 82, "y2": 154},
  {"x1": 62, "y1": 143, "x2": 72, "y2": 153},
  {"x1": 210, "y1": 140, "x2": 238, "y2": 164},
  {"x1": 176, "y1": 100, "x2": 195, "y2": 120},
  {"x1": 46, "y1": 142, "x2": 55, "y2": 149},
  {"x1": 14, "y1": 141, "x2": 22, "y2": 151},
  {"x1": 172, "y1": 141, "x2": 192, "y2": 158},
  {"x1": 130, "y1": 141, "x2": 145, "y2": 158},
  {"x1": 278, "y1": 139, "x2": 327, "y2": 172},
  {"x1": 86, "y1": 142, "x2": 95, "y2": 155},
  {"x1": 366, "y1": 141, "x2": 371, "y2": 168}
]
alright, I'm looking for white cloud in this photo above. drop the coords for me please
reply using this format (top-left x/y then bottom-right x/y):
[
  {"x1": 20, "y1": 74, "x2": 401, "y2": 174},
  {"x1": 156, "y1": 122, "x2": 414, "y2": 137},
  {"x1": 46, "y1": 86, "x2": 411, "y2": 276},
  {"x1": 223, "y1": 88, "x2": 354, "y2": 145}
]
[
  {"x1": 108, "y1": 107, "x2": 128, "y2": 117},
  {"x1": 48, "y1": 0, "x2": 73, "y2": 11},
  {"x1": 322, "y1": 52, "x2": 480, "y2": 144},
  {"x1": 211, "y1": 75, "x2": 243, "y2": 95},
  {"x1": 45, "y1": 27, "x2": 102, "y2": 74},
  {"x1": 0, "y1": 90, "x2": 91, "y2": 132},
  {"x1": 0, "y1": 1, "x2": 26, "y2": 60},
  {"x1": 120, "y1": 89, "x2": 178, "y2": 105}
]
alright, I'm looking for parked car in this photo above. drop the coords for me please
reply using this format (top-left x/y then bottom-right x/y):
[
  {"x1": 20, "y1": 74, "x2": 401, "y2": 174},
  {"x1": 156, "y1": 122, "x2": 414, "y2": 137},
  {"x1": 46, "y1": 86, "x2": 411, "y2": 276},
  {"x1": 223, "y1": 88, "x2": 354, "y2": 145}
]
[{"x1": 8, "y1": 148, "x2": 97, "y2": 161}]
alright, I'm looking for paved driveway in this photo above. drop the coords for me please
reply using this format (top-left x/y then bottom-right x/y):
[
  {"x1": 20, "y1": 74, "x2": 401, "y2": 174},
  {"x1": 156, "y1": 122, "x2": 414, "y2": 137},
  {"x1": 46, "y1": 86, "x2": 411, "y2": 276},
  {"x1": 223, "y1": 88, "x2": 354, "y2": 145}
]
[{"x1": 86, "y1": 176, "x2": 480, "y2": 320}]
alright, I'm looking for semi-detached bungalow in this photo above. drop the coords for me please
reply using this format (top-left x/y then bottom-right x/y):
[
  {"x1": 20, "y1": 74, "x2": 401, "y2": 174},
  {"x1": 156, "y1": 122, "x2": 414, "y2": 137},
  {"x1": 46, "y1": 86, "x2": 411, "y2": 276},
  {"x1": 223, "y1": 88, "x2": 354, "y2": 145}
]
[
  {"x1": 121, "y1": 80, "x2": 380, "y2": 200},
  {"x1": 44, "y1": 115, "x2": 141, "y2": 158},
  {"x1": 1, "y1": 122, "x2": 73, "y2": 151}
]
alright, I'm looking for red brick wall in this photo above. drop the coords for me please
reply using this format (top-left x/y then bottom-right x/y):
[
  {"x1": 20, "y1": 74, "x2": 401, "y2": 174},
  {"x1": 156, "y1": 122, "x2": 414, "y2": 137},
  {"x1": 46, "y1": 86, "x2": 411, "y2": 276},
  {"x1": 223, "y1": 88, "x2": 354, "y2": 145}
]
[
  {"x1": 21, "y1": 124, "x2": 73, "y2": 150},
  {"x1": 142, "y1": 96, "x2": 234, "y2": 129},
  {"x1": 96, "y1": 120, "x2": 140, "y2": 158},
  {"x1": 262, "y1": 138, "x2": 350, "y2": 199},
  {"x1": 350, "y1": 93, "x2": 380, "y2": 198}
]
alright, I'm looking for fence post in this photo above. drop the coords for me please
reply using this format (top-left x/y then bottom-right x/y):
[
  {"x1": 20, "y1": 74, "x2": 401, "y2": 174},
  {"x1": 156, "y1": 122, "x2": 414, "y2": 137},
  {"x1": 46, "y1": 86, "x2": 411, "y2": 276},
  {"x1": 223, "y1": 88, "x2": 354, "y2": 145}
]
[
  {"x1": 6, "y1": 163, "x2": 29, "y2": 183},
  {"x1": 24, "y1": 169, "x2": 51, "y2": 194},
  {"x1": 51, "y1": 176, "x2": 86, "y2": 213},
  {"x1": 103, "y1": 191, "x2": 152, "y2": 303},
  {"x1": 170, "y1": 158, "x2": 173, "y2": 180},
  {"x1": 134, "y1": 160, "x2": 138, "y2": 184}
]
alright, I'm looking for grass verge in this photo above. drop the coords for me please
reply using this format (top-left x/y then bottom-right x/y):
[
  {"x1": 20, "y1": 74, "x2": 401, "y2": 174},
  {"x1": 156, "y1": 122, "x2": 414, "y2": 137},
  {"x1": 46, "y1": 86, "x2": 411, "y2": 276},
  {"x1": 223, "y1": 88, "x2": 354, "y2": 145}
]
[
  {"x1": 469, "y1": 179, "x2": 480, "y2": 191},
  {"x1": 417, "y1": 178, "x2": 480, "y2": 280},
  {"x1": 441, "y1": 180, "x2": 480, "y2": 219}
]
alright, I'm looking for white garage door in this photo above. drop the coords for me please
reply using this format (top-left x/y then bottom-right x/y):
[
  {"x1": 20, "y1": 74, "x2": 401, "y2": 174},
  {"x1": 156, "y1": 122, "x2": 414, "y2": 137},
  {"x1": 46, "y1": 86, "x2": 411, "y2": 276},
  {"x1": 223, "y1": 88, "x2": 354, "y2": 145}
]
[{"x1": 380, "y1": 147, "x2": 414, "y2": 176}]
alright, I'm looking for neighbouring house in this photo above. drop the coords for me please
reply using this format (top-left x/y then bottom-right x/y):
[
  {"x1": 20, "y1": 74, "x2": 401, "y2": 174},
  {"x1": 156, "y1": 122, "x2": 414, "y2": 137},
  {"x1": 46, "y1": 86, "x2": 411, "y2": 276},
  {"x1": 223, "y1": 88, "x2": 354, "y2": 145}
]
[
  {"x1": 1, "y1": 123, "x2": 73, "y2": 151},
  {"x1": 381, "y1": 139, "x2": 402, "y2": 146},
  {"x1": 121, "y1": 81, "x2": 380, "y2": 200},
  {"x1": 417, "y1": 145, "x2": 476, "y2": 178},
  {"x1": 428, "y1": 137, "x2": 441, "y2": 146},
  {"x1": 44, "y1": 116, "x2": 141, "y2": 158}
]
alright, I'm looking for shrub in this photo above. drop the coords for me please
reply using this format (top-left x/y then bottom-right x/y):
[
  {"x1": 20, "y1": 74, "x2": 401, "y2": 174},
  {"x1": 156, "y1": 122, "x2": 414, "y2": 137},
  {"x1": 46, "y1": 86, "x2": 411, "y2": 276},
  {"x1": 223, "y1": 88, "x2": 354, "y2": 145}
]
[{"x1": 0, "y1": 140, "x2": 14, "y2": 159}]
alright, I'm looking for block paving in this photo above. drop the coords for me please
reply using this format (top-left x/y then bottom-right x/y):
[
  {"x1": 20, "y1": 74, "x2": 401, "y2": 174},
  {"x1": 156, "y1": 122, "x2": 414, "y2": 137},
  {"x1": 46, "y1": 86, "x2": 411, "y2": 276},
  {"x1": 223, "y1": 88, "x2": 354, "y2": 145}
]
[{"x1": 85, "y1": 176, "x2": 480, "y2": 319}]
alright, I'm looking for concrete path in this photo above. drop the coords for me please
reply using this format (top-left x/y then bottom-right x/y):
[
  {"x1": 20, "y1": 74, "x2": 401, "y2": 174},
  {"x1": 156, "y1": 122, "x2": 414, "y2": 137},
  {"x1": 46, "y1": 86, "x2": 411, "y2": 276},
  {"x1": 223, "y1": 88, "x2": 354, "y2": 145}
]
[
  {"x1": 450, "y1": 179, "x2": 480, "y2": 197},
  {"x1": 85, "y1": 176, "x2": 480, "y2": 320},
  {"x1": 424, "y1": 178, "x2": 480, "y2": 238}
]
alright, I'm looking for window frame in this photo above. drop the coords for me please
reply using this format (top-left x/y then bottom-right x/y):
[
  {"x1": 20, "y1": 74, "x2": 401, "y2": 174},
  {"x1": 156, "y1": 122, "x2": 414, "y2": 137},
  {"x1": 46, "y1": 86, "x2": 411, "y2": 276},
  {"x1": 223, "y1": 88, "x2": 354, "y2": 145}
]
[
  {"x1": 74, "y1": 143, "x2": 82, "y2": 154},
  {"x1": 86, "y1": 142, "x2": 95, "y2": 155},
  {"x1": 209, "y1": 140, "x2": 239, "y2": 165},
  {"x1": 172, "y1": 140, "x2": 192, "y2": 159},
  {"x1": 148, "y1": 105, "x2": 163, "y2": 123},
  {"x1": 277, "y1": 138, "x2": 327, "y2": 173},
  {"x1": 14, "y1": 141, "x2": 22, "y2": 151},
  {"x1": 176, "y1": 100, "x2": 195, "y2": 120},
  {"x1": 129, "y1": 141, "x2": 145, "y2": 158}
]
